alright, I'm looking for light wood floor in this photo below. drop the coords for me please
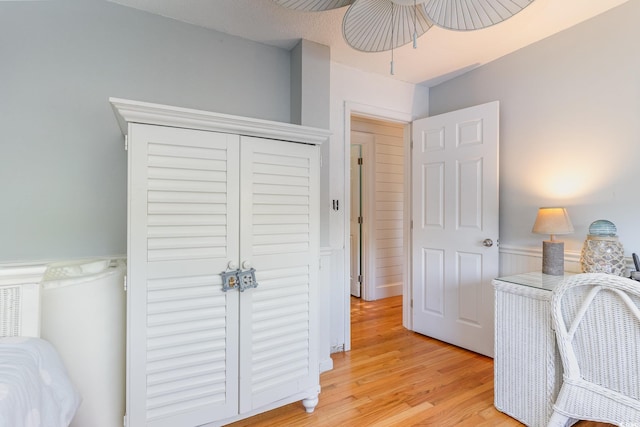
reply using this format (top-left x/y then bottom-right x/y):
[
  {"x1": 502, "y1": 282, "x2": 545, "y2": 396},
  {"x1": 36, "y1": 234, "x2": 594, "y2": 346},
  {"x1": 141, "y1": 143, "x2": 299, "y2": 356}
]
[{"x1": 229, "y1": 296, "x2": 611, "y2": 426}]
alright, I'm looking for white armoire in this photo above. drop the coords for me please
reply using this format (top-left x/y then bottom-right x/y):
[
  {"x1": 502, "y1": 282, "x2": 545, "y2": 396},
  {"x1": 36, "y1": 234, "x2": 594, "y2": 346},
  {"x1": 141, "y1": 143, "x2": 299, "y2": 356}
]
[{"x1": 110, "y1": 98, "x2": 329, "y2": 427}]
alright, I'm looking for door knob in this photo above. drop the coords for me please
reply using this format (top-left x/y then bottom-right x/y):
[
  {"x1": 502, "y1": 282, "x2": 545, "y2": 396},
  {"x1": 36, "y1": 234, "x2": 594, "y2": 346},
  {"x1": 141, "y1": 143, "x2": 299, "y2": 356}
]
[
  {"x1": 228, "y1": 261, "x2": 238, "y2": 270},
  {"x1": 482, "y1": 238, "x2": 494, "y2": 247},
  {"x1": 242, "y1": 261, "x2": 252, "y2": 269}
]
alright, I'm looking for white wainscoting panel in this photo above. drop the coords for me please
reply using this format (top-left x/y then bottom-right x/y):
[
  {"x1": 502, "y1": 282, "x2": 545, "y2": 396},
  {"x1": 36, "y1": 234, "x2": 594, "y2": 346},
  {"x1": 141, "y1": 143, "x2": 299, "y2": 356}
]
[{"x1": 499, "y1": 245, "x2": 582, "y2": 277}]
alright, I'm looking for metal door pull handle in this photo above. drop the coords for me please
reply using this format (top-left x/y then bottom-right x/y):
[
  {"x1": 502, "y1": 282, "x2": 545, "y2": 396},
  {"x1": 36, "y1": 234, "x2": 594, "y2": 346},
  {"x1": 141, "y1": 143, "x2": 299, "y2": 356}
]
[
  {"x1": 220, "y1": 268, "x2": 259, "y2": 292},
  {"x1": 221, "y1": 269, "x2": 239, "y2": 292}
]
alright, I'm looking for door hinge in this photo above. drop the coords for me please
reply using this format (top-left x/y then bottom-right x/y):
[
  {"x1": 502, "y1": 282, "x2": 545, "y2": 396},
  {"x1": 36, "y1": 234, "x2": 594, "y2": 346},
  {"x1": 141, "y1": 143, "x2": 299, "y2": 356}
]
[
  {"x1": 123, "y1": 414, "x2": 127, "y2": 427},
  {"x1": 124, "y1": 135, "x2": 128, "y2": 151},
  {"x1": 357, "y1": 157, "x2": 363, "y2": 165},
  {"x1": 411, "y1": 220, "x2": 413, "y2": 229},
  {"x1": 358, "y1": 216, "x2": 363, "y2": 224},
  {"x1": 410, "y1": 299, "x2": 413, "y2": 308},
  {"x1": 320, "y1": 154, "x2": 323, "y2": 167},
  {"x1": 410, "y1": 140, "x2": 413, "y2": 149},
  {"x1": 358, "y1": 275, "x2": 363, "y2": 283},
  {"x1": 123, "y1": 275, "x2": 127, "y2": 292}
]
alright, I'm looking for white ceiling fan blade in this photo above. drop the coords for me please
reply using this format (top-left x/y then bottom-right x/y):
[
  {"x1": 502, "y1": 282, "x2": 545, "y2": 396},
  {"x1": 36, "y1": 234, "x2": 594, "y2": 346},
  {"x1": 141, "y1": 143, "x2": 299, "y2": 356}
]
[
  {"x1": 343, "y1": 0, "x2": 433, "y2": 52},
  {"x1": 273, "y1": 0, "x2": 354, "y2": 11},
  {"x1": 424, "y1": 0, "x2": 534, "y2": 31}
]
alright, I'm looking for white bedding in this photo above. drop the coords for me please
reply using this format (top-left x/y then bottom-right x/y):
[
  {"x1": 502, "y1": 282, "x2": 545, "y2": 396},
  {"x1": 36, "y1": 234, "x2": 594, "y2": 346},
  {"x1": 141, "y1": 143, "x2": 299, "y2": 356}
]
[{"x1": 0, "y1": 337, "x2": 81, "y2": 427}]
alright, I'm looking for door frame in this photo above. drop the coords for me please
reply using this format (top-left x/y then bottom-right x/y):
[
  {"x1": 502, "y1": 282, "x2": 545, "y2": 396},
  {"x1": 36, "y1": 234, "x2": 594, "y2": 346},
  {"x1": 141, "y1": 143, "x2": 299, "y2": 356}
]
[{"x1": 343, "y1": 102, "x2": 413, "y2": 350}]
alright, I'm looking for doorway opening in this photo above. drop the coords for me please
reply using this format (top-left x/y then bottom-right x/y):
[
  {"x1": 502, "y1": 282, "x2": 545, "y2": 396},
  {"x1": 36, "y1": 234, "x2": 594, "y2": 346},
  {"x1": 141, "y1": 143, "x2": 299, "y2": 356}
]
[{"x1": 349, "y1": 115, "x2": 406, "y2": 302}]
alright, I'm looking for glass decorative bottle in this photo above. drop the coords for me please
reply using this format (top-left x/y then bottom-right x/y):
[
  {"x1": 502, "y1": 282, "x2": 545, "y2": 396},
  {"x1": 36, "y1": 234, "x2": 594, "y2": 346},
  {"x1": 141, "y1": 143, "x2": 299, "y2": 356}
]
[{"x1": 580, "y1": 220, "x2": 626, "y2": 276}]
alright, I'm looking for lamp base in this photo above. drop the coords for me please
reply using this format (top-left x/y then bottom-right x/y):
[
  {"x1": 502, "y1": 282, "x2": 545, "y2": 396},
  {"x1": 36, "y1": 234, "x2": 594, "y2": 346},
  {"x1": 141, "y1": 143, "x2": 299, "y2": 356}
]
[{"x1": 542, "y1": 241, "x2": 564, "y2": 275}]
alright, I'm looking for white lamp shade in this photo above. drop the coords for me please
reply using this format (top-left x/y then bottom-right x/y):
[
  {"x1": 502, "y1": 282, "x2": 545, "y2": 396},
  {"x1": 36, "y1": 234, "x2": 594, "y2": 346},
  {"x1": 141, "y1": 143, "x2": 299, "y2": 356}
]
[{"x1": 532, "y1": 207, "x2": 574, "y2": 237}]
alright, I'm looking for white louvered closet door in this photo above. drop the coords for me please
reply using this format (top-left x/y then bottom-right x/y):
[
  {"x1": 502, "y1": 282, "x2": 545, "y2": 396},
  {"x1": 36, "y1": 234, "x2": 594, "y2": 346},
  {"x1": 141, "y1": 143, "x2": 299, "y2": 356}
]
[
  {"x1": 128, "y1": 124, "x2": 240, "y2": 427},
  {"x1": 238, "y1": 136, "x2": 319, "y2": 413}
]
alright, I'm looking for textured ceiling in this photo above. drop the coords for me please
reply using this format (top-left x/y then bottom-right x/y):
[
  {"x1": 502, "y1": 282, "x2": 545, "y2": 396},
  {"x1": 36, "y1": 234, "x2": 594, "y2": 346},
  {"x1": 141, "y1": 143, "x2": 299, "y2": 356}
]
[{"x1": 108, "y1": 0, "x2": 629, "y2": 86}]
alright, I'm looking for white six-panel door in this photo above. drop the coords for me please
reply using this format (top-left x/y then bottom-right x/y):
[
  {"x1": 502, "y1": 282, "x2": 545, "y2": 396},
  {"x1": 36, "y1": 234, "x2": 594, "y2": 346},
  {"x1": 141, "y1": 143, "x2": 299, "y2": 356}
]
[{"x1": 411, "y1": 102, "x2": 499, "y2": 357}]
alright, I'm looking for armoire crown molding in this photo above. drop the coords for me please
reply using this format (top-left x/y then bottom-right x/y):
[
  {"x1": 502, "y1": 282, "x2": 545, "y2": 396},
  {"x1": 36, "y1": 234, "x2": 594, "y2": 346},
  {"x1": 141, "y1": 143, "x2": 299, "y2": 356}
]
[{"x1": 109, "y1": 97, "x2": 331, "y2": 145}]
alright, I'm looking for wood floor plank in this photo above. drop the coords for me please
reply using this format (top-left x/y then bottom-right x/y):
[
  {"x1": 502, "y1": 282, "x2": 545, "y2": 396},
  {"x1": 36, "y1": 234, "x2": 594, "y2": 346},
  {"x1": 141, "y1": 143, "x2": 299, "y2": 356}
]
[{"x1": 227, "y1": 295, "x2": 613, "y2": 426}]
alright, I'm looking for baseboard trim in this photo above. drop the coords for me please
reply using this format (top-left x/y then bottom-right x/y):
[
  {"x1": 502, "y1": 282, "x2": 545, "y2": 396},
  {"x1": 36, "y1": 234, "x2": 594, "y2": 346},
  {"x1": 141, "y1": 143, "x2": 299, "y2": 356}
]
[{"x1": 319, "y1": 357, "x2": 334, "y2": 373}]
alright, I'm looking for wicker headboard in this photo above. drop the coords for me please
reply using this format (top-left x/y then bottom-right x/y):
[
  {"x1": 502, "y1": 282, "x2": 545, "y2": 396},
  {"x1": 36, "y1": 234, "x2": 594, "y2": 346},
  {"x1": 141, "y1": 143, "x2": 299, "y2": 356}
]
[{"x1": 0, "y1": 264, "x2": 46, "y2": 337}]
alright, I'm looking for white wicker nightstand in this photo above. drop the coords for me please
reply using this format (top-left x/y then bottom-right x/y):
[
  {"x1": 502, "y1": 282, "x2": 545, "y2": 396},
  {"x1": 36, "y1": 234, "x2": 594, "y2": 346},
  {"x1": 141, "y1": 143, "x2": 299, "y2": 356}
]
[{"x1": 493, "y1": 272, "x2": 575, "y2": 427}]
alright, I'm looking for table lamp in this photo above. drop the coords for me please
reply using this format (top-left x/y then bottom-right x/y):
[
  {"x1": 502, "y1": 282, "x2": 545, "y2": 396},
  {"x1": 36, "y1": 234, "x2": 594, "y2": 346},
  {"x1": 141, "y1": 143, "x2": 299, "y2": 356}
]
[{"x1": 532, "y1": 207, "x2": 574, "y2": 275}]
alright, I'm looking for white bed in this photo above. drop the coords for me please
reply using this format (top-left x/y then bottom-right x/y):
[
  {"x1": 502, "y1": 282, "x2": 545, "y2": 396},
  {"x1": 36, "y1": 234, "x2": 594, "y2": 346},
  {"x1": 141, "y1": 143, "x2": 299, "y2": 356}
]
[{"x1": 0, "y1": 267, "x2": 81, "y2": 427}]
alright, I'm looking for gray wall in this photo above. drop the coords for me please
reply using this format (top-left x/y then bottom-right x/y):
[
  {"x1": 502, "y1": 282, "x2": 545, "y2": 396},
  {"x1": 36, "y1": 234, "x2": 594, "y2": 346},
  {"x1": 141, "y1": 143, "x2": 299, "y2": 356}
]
[
  {"x1": 429, "y1": 0, "x2": 640, "y2": 255},
  {"x1": 290, "y1": 39, "x2": 331, "y2": 246},
  {"x1": 0, "y1": 1, "x2": 291, "y2": 261}
]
